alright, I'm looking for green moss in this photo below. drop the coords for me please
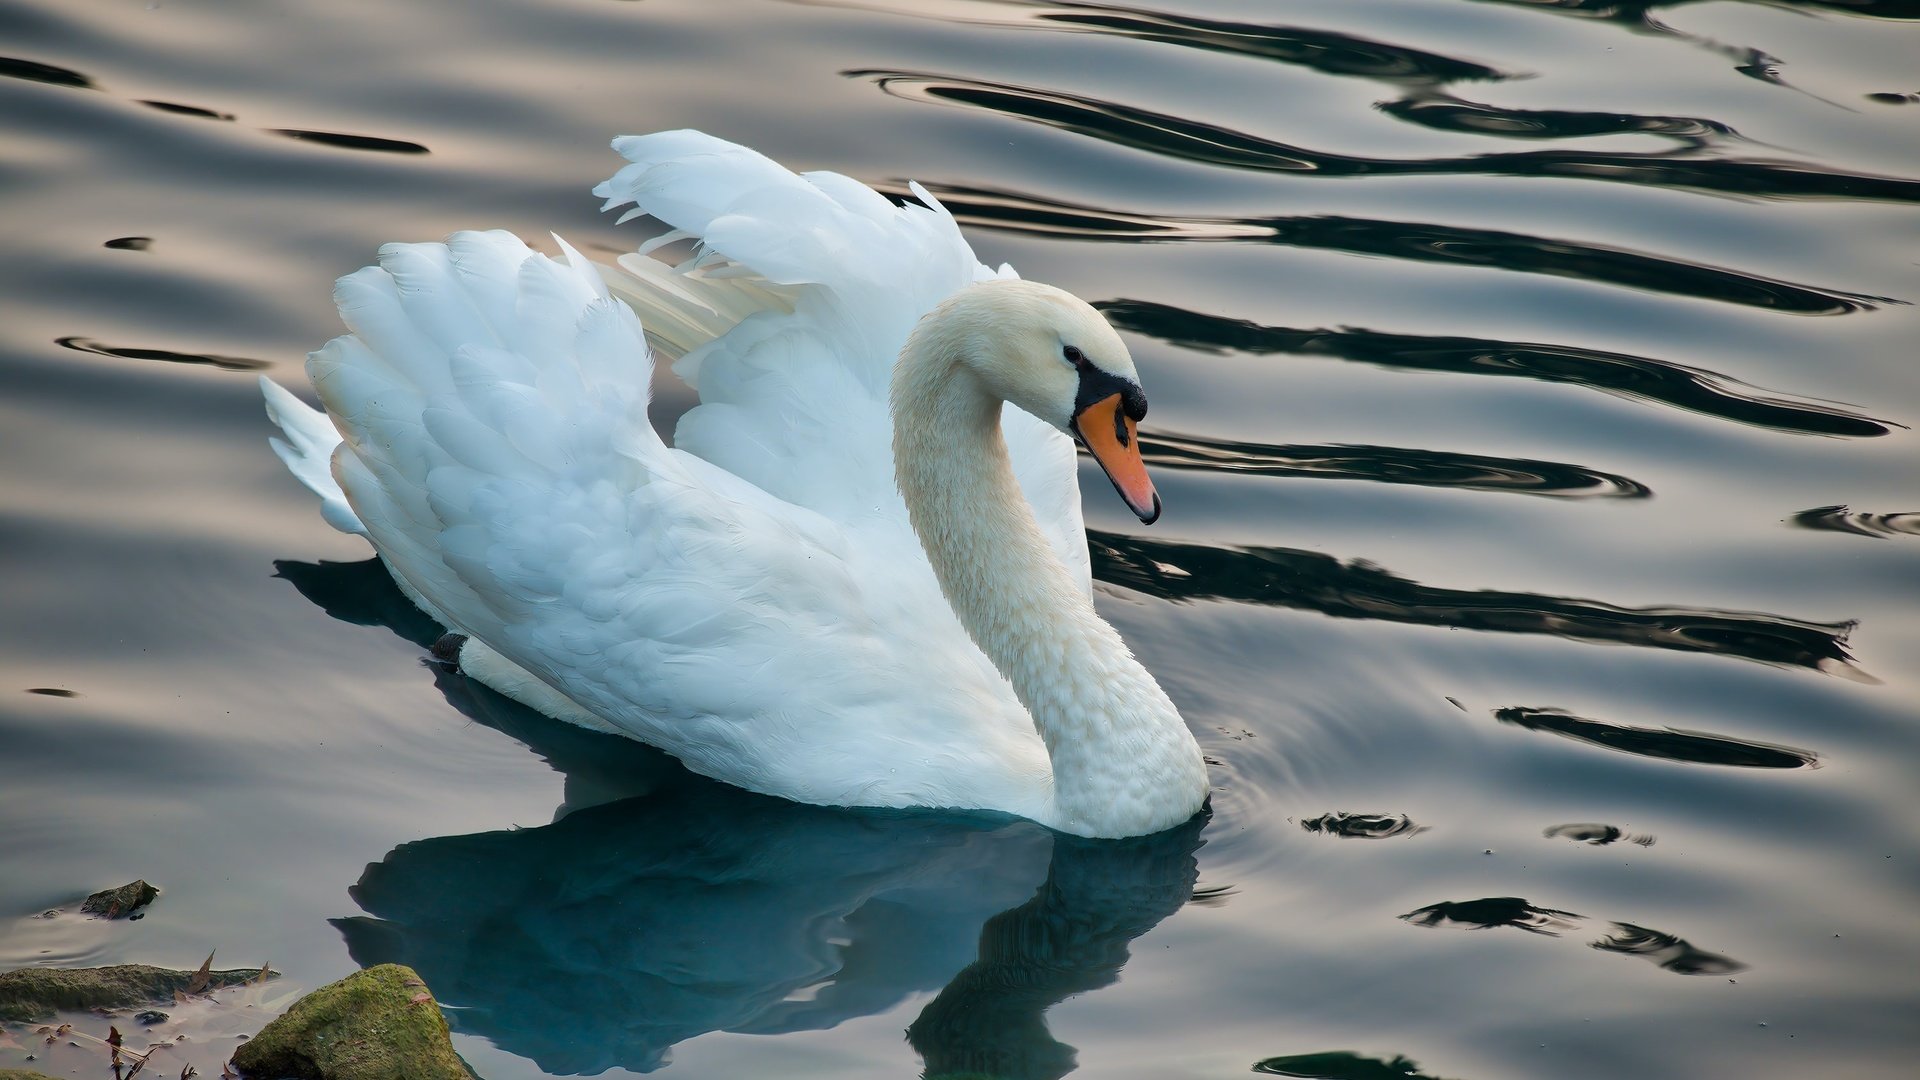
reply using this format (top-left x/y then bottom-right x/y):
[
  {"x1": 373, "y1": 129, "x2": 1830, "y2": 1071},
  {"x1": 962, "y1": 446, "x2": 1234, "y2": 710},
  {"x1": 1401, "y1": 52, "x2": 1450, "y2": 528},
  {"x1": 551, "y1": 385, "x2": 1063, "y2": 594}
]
[
  {"x1": 0, "y1": 1069, "x2": 64, "y2": 1080},
  {"x1": 0, "y1": 964, "x2": 266, "y2": 1023},
  {"x1": 230, "y1": 964, "x2": 467, "y2": 1080}
]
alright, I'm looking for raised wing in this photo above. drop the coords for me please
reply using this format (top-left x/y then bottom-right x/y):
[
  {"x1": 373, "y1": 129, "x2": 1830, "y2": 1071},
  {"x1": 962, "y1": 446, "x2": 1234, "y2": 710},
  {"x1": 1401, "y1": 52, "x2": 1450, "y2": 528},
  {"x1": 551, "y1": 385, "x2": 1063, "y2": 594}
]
[{"x1": 594, "y1": 131, "x2": 1088, "y2": 586}]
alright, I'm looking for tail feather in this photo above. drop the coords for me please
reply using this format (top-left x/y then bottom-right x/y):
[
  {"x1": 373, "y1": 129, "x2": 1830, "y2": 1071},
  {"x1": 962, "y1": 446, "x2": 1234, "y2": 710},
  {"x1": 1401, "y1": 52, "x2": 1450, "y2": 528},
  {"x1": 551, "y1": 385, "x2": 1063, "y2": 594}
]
[{"x1": 259, "y1": 375, "x2": 364, "y2": 535}]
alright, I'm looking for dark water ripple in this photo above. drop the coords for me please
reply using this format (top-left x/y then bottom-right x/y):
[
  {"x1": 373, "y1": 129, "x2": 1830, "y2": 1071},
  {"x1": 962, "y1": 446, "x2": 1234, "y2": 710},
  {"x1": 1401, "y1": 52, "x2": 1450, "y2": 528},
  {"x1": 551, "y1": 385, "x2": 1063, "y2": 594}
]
[
  {"x1": 268, "y1": 129, "x2": 430, "y2": 155},
  {"x1": 1140, "y1": 432, "x2": 1649, "y2": 498},
  {"x1": 1299, "y1": 812, "x2": 1428, "y2": 839},
  {"x1": 1254, "y1": 1050, "x2": 1455, "y2": 1080},
  {"x1": 54, "y1": 336, "x2": 271, "y2": 372},
  {"x1": 1402, "y1": 896, "x2": 1583, "y2": 934},
  {"x1": 1592, "y1": 922, "x2": 1746, "y2": 975},
  {"x1": 0, "y1": 55, "x2": 94, "y2": 90},
  {"x1": 862, "y1": 71, "x2": 1920, "y2": 204},
  {"x1": 1495, "y1": 706, "x2": 1819, "y2": 768},
  {"x1": 103, "y1": 236, "x2": 152, "y2": 251},
  {"x1": 981, "y1": 0, "x2": 1512, "y2": 84},
  {"x1": 1102, "y1": 299, "x2": 1894, "y2": 438},
  {"x1": 1472, "y1": 0, "x2": 1920, "y2": 29},
  {"x1": 1793, "y1": 505, "x2": 1920, "y2": 539},
  {"x1": 1404, "y1": 898, "x2": 1747, "y2": 975},
  {"x1": 1378, "y1": 96, "x2": 1733, "y2": 144},
  {"x1": 899, "y1": 184, "x2": 1895, "y2": 313},
  {"x1": 0, "y1": 52, "x2": 414, "y2": 154},
  {"x1": 139, "y1": 100, "x2": 236, "y2": 121},
  {"x1": 1089, "y1": 532, "x2": 1861, "y2": 673},
  {"x1": 1544, "y1": 822, "x2": 1656, "y2": 846}
]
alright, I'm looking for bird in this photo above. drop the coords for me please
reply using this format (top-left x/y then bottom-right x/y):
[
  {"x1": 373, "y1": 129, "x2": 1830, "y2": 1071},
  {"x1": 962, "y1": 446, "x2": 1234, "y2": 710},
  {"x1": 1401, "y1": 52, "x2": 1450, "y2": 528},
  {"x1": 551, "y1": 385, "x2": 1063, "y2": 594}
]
[{"x1": 260, "y1": 130, "x2": 1208, "y2": 838}]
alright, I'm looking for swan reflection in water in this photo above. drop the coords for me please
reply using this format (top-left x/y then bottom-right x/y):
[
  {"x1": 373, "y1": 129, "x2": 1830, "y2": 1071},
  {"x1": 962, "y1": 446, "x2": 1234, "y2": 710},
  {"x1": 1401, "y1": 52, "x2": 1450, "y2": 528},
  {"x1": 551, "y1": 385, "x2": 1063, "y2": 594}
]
[{"x1": 289, "y1": 558, "x2": 1209, "y2": 1078}]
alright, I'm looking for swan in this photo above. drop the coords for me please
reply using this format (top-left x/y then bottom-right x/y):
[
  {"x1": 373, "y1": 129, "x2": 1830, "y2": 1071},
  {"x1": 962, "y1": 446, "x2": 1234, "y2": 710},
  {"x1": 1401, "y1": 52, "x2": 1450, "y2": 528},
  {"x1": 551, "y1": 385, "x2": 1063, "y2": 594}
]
[{"x1": 261, "y1": 130, "x2": 1208, "y2": 838}]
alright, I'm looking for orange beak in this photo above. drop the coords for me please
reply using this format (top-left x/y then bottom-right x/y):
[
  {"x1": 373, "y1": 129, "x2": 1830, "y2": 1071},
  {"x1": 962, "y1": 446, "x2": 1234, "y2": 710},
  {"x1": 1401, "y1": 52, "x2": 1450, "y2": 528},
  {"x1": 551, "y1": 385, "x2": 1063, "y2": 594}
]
[{"x1": 1071, "y1": 392, "x2": 1160, "y2": 524}]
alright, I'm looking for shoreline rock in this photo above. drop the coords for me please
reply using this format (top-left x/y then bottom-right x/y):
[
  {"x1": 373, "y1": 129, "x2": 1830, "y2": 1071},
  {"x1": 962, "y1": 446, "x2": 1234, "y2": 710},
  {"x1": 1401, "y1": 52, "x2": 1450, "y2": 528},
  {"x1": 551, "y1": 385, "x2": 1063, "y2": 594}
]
[
  {"x1": 79, "y1": 880, "x2": 159, "y2": 919},
  {"x1": 230, "y1": 964, "x2": 466, "y2": 1080},
  {"x1": 0, "y1": 963, "x2": 266, "y2": 1023}
]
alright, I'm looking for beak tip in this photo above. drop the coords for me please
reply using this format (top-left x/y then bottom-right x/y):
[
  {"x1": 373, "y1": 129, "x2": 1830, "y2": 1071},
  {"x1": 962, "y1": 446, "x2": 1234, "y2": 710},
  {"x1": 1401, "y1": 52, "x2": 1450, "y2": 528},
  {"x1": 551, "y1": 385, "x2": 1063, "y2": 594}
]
[{"x1": 1134, "y1": 493, "x2": 1162, "y2": 525}]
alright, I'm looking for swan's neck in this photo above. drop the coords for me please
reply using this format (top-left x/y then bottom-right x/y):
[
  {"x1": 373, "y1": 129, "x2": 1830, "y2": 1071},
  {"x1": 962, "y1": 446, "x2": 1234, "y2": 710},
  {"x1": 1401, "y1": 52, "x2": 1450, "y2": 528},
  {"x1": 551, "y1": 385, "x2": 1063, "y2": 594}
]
[{"x1": 892, "y1": 337, "x2": 1207, "y2": 838}]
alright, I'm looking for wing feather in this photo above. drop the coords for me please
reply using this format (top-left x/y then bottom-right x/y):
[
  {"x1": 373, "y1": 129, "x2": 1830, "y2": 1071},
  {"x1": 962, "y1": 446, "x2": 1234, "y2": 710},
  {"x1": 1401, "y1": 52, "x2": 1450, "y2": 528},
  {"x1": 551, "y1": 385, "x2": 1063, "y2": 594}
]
[{"x1": 289, "y1": 228, "x2": 1048, "y2": 811}]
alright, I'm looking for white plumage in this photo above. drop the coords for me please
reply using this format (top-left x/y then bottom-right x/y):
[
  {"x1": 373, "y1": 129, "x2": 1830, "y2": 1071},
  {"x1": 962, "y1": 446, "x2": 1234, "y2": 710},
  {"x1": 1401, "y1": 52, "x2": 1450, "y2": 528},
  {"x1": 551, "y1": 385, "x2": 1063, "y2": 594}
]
[{"x1": 265, "y1": 131, "x2": 1207, "y2": 837}]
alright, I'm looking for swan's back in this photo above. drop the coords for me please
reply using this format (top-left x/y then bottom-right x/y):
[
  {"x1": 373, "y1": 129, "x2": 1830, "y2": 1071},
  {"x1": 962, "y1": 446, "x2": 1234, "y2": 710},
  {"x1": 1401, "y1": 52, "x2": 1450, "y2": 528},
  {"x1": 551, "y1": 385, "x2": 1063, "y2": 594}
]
[{"x1": 270, "y1": 132, "x2": 1092, "y2": 817}]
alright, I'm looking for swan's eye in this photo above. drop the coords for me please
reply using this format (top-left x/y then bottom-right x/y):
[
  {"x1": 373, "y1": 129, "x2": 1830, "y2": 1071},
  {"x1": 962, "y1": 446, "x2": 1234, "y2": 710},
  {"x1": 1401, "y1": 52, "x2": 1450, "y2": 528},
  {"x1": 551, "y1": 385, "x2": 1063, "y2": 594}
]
[{"x1": 1063, "y1": 345, "x2": 1088, "y2": 370}]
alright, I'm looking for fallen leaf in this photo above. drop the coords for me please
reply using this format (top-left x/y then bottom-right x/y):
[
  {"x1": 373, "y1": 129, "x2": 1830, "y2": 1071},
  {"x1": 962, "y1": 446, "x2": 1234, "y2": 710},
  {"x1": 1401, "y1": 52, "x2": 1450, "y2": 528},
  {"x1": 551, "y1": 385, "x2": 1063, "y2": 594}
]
[{"x1": 185, "y1": 951, "x2": 214, "y2": 996}]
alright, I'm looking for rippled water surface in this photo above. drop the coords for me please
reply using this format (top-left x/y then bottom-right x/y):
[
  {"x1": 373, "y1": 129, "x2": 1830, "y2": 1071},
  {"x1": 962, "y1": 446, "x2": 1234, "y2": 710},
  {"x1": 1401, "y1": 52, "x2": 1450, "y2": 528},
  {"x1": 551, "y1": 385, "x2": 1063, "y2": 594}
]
[{"x1": 3, "y1": 1, "x2": 1917, "y2": 1078}]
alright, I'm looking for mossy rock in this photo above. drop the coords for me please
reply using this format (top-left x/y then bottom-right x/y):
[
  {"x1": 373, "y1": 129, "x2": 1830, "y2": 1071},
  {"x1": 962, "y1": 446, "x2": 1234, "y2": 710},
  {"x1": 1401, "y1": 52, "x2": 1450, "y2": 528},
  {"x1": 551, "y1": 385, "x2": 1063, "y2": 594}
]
[
  {"x1": 231, "y1": 964, "x2": 466, "y2": 1080},
  {"x1": 80, "y1": 879, "x2": 158, "y2": 918},
  {"x1": 0, "y1": 1069, "x2": 64, "y2": 1080},
  {"x1": 0, "y1": 963, "x2": 265, "y2": 1022}
]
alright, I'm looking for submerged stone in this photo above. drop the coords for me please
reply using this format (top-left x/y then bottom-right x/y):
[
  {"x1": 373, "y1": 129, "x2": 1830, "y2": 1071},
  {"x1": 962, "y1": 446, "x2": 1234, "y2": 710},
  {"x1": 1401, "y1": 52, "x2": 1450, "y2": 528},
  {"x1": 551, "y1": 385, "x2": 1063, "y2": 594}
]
[
  {"x1": 0, "y1": 964, "x2": 266, "y2": 1023},
  {"x1": 230, "y1": 964, "x2": 465, "y2": 1080},
  {"x1": 80, "y1": 880, "x2": 159, "y2": 918}
]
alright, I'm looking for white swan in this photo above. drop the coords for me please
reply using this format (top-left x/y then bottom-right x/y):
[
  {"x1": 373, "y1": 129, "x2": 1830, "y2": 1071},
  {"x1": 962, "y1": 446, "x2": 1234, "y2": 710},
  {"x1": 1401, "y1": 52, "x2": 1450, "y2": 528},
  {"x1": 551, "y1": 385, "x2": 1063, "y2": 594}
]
[{"x1": 261, "y1": 130, "x2": 1207, "y2": 838}]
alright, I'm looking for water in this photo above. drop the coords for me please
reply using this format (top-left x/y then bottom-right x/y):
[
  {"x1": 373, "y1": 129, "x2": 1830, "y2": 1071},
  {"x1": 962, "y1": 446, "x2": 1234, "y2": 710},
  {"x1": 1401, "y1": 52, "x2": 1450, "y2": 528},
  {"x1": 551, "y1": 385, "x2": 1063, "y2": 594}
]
[{"x1": 2, "y1": 1, "x2": 1916, "y2": 1077}]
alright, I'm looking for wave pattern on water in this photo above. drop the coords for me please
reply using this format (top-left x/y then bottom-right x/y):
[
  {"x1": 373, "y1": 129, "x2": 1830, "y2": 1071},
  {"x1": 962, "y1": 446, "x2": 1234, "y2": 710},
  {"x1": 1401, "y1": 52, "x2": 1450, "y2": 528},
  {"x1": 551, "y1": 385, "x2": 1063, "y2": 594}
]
[
  {"x1": 1254, "y1": 1050, "x2": 1456, "y2": 1080},
  {"x1": 1299, "y1": 812, "x2": 1428, "y2": 839},
  {"x1": 268, "y1": 129, "x2": 430, "y2": 155},
  {"x1": 1792, "y1": 505, "x2": 1920, "y2": 539},
  {"x1": 1089, "y1": 532, "x2": 1861, "y2": 673},
  {"x1": 1543, "y1": 822, "x2": 1656, "y2": 846},
  {"x1": 0, "y1": 55, "x2": 94, "y2": 89},
  {"x1": 1378, "y1": 96, "x2": 1733, "y2": 143},
  {"x1": 1004, "y1": 0, "x2": 1512, "y2": 84},
  {"x1": 860, "y1": 70, "x2": 1920, "y2": 204},
  {"x1": 1403, "y1": 897, "x2": 1748, "y2": 974},
  {"x1": 1591, "y1": 922, "x2": 1746, "y2": 976},
  {"x1": 1470, "y1": 0, "x2": 1920, "y2": 29},
  {"x1": 140, "y1": 100, "x2": 236, "y2": 121},
  {"x1": 0, "y1": 51, "x2": 417, "y2": 155},
  {"x1": 55, "y1": 336, "x2": 271, "y2": 372},
  {"x1": 1139, "y1": 432, "x2": 1650, "y2": 497},
  {"x1": 890, "y1": 183, "x2": 1896, "y2": 313},
  {"x1": 1403, "y1": 896, "x2": 1583, "y2": 934},
  {"x1": 1494, "y1": 706, "x2": 1819, "y2": 768},
  {"x1": 1102, "y1": 299, "x2": 1895, "y2": 438}
]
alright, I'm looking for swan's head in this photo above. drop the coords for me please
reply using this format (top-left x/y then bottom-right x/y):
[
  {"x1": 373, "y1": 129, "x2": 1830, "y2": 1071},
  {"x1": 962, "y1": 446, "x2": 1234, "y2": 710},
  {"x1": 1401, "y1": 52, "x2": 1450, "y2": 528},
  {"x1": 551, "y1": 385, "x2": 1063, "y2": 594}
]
[{"x1": 934, "y1": 280, "x2": 1161, "y2": 524}]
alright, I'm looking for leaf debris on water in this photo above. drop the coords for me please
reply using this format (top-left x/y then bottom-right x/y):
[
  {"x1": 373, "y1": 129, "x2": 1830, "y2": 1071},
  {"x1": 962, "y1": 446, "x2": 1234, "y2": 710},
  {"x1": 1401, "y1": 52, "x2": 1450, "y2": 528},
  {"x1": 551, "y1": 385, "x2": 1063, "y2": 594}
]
[{"x1": 185, "y1": 952, "x2": 214, "y2": 996}]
